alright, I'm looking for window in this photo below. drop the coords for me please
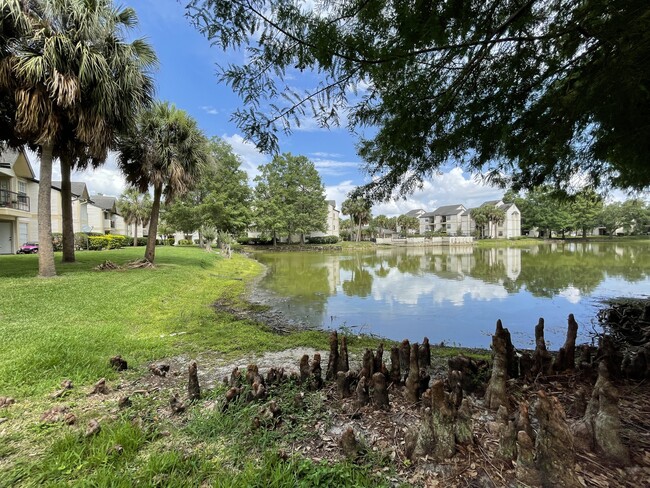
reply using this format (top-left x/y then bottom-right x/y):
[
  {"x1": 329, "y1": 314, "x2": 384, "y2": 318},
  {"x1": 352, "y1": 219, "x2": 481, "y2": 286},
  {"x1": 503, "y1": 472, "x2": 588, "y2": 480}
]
[{"x1": 18, "y1": 181, "x2": 26, "y2": 195}]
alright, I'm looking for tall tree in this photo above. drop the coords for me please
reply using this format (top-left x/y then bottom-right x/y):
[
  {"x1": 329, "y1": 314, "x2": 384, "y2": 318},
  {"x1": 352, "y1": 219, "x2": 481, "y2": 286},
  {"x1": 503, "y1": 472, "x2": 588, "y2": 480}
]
[
  {"x1": 341, "y1": 197, "x2": 371, "y2": 242},
  {"x1": 570, "y1": 190, "x2": 603, "y2": 239},
  {"x1": 164, "y1": 138, "x2": 252, "y2": 240},
  {"x1": 187, "y1": 0, "x2": 650, "y2": 199},
  {"x1": 253, "y1": 153, "x2": 327, "y2": 244},
  {"x1": 117, "y1": 102, "x2": 209, "y2": 263},
  {"x1": 117, "y1": 188, "x2": 152, "y2": 246},
  {"x1": 397, "y1": 215, "x2": 419, "y2": 236},
  {"x1": 0, "y1": 0, "x2": 155, "y2": 274}
]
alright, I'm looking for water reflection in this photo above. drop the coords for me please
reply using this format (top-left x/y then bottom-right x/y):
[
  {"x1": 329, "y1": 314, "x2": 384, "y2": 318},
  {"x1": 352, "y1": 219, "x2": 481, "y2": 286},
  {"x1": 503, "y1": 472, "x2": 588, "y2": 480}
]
[{"x1": 254, "y1": 242, "x2": 650, "y2": 348}]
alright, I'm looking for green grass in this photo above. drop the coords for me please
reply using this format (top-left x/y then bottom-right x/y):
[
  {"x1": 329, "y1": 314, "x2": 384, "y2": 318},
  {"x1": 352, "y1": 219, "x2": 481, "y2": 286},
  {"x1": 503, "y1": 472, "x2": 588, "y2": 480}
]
[
  {"x1": 0, "y1": 246, "x2": 464, "y2": 487},
  {"x1": 0, "y1": 247, "x2": 331, "y2": 398}
]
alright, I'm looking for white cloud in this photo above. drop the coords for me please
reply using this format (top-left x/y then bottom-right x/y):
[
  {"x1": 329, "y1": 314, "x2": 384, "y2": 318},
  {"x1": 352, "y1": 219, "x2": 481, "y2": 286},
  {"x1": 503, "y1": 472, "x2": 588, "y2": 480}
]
[
  {"x1": 28, "y1": 149, "x2": 127, "y2": 197},
  {"x1": 328, "y1": 167, "x2": 505, "y2": 216},
  {"x1": 221, "y1": 133, "x2": 270, "y2": 182},
  {"x1": 201, "y1": 105, "x2": 219, "y2": 115},
  {"x1": 325, "y1": 180, "x2": 356, "y2": 208}
]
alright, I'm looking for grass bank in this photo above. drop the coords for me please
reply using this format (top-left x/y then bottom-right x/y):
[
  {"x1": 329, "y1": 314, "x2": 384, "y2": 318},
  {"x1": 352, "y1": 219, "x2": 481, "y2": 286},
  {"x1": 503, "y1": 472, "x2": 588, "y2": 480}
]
[
  {"x1": 0, "y1": 246, "x2": 403, "y2": 486},
  {"x1": 0, "y1": 247, "x2": 334, "y2": 398}
]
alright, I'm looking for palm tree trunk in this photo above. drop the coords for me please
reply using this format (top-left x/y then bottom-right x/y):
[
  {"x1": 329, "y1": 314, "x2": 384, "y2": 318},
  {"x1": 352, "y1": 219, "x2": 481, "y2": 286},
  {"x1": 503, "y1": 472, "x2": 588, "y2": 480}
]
[
  {"x1": 133, "y1": 219, "x2": 138, "y2": 246},
  {"x1": 60, "y1": 153, "x2": 75, "y2": 263},
  {"x1": 145, "y1": 184, "x2": 162, "y2": 262},
  {"x1": 38, "y1": 143, "x2": 57, "y2": 277},
  {"x1": 356, "y1": 219, "x2": 361, "y2": 242}
]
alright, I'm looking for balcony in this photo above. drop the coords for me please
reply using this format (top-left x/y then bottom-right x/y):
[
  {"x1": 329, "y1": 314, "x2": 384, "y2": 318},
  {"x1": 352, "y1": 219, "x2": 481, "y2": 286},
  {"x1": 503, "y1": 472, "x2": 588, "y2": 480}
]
[{"x1": 0, "y1": 189, "x2": 30, "y2": 212}]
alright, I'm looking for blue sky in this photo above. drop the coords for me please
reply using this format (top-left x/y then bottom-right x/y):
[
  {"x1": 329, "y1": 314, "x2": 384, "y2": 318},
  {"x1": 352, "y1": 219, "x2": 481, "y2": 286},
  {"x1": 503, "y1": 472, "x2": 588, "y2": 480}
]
[{"x1": 42, "y1": 0, "x2": 511, "y2": 216}]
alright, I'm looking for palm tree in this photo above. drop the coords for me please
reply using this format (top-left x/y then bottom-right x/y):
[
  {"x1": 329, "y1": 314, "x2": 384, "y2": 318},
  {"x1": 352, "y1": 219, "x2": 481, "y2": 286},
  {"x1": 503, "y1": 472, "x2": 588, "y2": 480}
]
[
  {"x1": 117, "y1": 102, "x2": 210, "y2": 263},
  {"x1": 0, "y1": 0, "x2": 156, "y2": 275},
  {"x1": 118, "y1": 187, "x2": 152, "y2": 246},
  {"x1": 341, "y1": 197, "x2": 372, "y2": 242}
]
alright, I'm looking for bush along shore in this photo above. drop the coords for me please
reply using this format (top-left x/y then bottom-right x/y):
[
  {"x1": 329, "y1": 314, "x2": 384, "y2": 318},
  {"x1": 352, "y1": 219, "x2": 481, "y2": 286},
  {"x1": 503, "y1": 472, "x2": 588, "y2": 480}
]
[{"x1": 0, "y1": 247, "x2": 649, "y2": 486}]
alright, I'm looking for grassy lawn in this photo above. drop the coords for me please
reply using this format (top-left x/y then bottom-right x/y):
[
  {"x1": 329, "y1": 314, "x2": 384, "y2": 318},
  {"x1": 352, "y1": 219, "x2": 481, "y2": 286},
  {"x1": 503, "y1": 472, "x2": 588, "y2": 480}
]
[{"x1": 0, "y1": 246, "x2": 391, "y2": 486}]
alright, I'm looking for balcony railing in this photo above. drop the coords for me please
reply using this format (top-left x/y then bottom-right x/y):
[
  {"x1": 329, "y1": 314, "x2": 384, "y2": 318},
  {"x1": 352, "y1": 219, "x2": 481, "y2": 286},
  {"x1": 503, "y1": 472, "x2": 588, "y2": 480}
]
[{"x1": 0, "y1": 189, "x2": 30, "y2": 212}]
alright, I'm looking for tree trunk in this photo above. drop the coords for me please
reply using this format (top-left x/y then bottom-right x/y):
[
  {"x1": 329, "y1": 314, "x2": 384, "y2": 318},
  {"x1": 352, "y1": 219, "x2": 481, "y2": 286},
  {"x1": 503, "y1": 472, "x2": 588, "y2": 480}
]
[
  {"x1": 356, "y1": 219, "x2": 362, "y2": 242},
  {"x1": 133, "y1": 219, "x2": 138, "y2": 246},
  {"x1": 145, "y1": 184, "x2": 162, "y2": 263},
  {"x1": 38, "y1": 143, "x2": 57, "y2": 277},
  {"x1": 272, "y1": 230, "x2": 277, "y2": 246},
  {"x1": 60, "y1": 153, "x2": 75, "y2": 263}
]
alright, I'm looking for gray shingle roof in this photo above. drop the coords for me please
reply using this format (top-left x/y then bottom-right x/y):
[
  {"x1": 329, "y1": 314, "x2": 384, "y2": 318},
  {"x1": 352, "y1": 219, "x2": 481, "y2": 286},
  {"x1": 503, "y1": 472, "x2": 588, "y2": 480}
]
[
  {"x1": 91, "y1": 195, "x2": 118, "y2": 212},
  {"x1": 52, "y1": 181, "x2": 88, "y2": 197},
  {"x1": 432, "y1": 204, "x2": 466, "y2": 216},
  {"x1": 0, "y1": 148, "x2": 18, "y2": 168},
  {"x1": 405, "y1": 208, "x2": 426, "y2": 217}
]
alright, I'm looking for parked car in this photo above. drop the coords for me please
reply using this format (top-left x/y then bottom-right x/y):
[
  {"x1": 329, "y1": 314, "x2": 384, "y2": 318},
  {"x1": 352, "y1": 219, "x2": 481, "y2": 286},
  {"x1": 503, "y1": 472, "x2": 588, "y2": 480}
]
[{"x1": 17, "y1": 242, "x2": 38, "y2": 254}]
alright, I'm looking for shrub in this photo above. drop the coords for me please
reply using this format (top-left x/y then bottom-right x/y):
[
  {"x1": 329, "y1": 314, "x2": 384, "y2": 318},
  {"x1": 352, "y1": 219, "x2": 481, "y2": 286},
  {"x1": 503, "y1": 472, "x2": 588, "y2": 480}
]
[
  {"x1": 307, "y1": 236, "x2": 339, "y2": 244},
  {"x1": 88, "y1": 234, "x2": 127, "y2": 250},
  {"x1": 166, "y1": 238, "x2": 175, "y2": 246},
  {"x1": 51, "y1": 233, "x2": 63, "y2": 251},
  {"x1": 178, "y1": 239, "x2": 193, "y2": 246},
  {"x1": 74, "y1": 232, "x2": 88, "y2": 250},
  {"x1": 237, "y1": 236, "x2": 251, "y2": 245}
]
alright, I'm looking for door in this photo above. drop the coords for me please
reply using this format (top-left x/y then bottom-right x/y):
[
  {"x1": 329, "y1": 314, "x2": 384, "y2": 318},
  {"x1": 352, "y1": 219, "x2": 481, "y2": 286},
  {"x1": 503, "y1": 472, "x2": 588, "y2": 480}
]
[{"x1": 0, "y1": 221, "x2": 13, "y2": 254}]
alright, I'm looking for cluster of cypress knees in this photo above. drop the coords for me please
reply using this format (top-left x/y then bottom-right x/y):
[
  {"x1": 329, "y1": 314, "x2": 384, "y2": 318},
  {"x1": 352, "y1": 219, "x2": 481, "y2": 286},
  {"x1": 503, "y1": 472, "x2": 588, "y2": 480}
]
[{"x1": 170, "y1": 314, "x2": 633, "y2": 487}]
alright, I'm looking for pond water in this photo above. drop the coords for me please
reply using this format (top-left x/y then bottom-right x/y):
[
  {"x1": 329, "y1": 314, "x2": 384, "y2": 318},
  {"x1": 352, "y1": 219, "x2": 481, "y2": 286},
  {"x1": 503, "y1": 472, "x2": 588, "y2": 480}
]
[{"x1": 252, "y1": 242, "x2": 650, "y2": 349}]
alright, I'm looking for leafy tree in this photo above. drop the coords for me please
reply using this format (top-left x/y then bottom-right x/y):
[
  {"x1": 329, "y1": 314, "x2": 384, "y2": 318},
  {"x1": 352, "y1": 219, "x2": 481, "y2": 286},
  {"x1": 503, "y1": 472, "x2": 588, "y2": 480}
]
[
  {"x1": 201, "y1": 224, "x2": 216, "y2": 252},
  {"x1": 570, "y1": 190, "x2": 603, "y2": 238},
  {"x1": 341, "y1": 197, "x2": 371, "y2": 242},
  {"x1": 397, "y1": 215, "x2": 419, "y2": 236},
  {"x1": 117, "y1": 102, "x2": 210, "y2": 263},
  {"x1": 339, "y1": 218, "x2": 354, "y2": 241},
  {"x1": 598, "y1": 203, "x2": 623, "y2": 237},
  {"x1": 253, "y1": 153, "x2": 327, "y2": 244},
  {"x1": 619, "y1": 199, "x2": 649, "y2": 235},
  {"x1": 187, "y1": 0, "x2": 650, "y2": 200},
  {"x1": 373, "y1": 215, "x2": 390, "y2": 237},
  {"x1": 163, "y1": 138, "x2": 252, "y2": 242},
  {"x1": 1, "y1": 0, "x2": 155, "y2": 275},
  {"x1": 201, "y1": 138, "x2": 252, "y2": 235},
  {"x1": 118, "y1": 188, "x2": 152, "y2": 246},
  {"x1": 471, "y1": 205, "x2": 505, "y2": 238}
]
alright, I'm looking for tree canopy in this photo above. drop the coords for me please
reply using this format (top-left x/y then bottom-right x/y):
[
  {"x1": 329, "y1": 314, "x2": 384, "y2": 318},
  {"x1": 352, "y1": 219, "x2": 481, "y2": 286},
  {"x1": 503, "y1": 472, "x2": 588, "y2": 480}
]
[
  {"x1": 1, "y1": 0, "x2": 156, "y2": 275},
  {"x1": 164, "y1": 138, "x2": 253, "y2": 237},
  {"x1": 187, "y1": 0, "x2": 650, "y2": 200},
  {"x1": 117, "y1": 102, "x2": 209, "y2": 262},
  {"x1": 253, "y1": 153, "x2": 328, "y2": 244}
]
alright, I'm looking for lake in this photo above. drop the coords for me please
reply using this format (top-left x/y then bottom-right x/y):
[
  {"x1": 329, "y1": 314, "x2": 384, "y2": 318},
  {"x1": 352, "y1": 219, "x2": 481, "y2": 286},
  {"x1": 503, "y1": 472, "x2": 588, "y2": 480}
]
[{"x1": 252, "y1": 241, "x2": 650, "y2": 349}]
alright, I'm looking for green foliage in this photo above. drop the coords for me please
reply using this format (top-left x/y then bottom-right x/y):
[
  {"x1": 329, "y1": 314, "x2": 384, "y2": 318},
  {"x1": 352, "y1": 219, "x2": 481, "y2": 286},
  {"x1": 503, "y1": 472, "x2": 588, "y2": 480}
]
[
  {"x1": 118, "y1": 188, "x2": 152, "y2": 242},
  {"x1": 51, "y1": 233, "x2": 63, "y2": 251},
  {"x1": 470, "y1": 205, "x2": 506, "y2": 239},
  {"x1": 117, "y1": 102, "x2": 210, "y2": 262},
  {"x1": 253, "y1": 153, "x2": 328, "y2": 243},
  {"x1": 397, "y1": 215, "x2": 419, "y2": 234},
  {"x1": 187, "y1": 0, "x2": 650, "y2": 198},
  {"x1": 88, "y1": 234, "x2": 127, "y2": 250},
  {"x1": 341, "y1": 197, "x2": 372, "y2": 242},
  {"x1": 307, "y1": 236, "x2": 339, "y2": 244},
  {"x1": 164, "y1": 138, "x2": 253, "y2": 237}
]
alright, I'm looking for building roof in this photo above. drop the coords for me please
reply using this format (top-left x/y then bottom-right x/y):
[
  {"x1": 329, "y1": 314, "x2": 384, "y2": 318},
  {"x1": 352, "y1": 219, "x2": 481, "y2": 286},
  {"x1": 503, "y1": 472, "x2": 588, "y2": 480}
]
[
  {"x1": 52, "y1": 181, "x2": 89, "y2": 198},
  {"x1": 0, "y1": 147, "x2": 36, "y2": 179},
  {"x1": 405, "y1": 208, "x2": 426, "y2": 217},
  {"x1": 431, "y1": 204, "x2": 466, "y2": 216},
  {"x1": 90, "y1": 194, "x2": 118, "y2": 212},
  {"x1": 0, "y1": 148, "x2": 16, "y2": 169},
  {"x1": 326, "y1": 200, "x2": 336, "y2": 209},
  {"x1": 481, "y1": 199, "x2": 501, "y2": 207}
]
